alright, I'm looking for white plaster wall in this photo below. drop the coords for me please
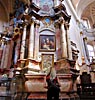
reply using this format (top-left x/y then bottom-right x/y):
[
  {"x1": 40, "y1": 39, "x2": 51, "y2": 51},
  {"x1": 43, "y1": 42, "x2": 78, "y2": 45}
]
[
  {"x1": 64, "y1": 0, "x2": 84, "y2": 65},
  {"x1": 76, "y1": 0, "x2": 95, "y2": 17}
]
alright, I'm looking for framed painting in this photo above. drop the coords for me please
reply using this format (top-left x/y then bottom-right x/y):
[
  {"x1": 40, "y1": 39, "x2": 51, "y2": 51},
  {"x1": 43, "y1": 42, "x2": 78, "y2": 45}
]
[
  {"x1": 39, "y1": 35, "x2": 56, "y2": 52},
  {"x1": 42, "y1": 54, "x2": 54, "y2": 72}
]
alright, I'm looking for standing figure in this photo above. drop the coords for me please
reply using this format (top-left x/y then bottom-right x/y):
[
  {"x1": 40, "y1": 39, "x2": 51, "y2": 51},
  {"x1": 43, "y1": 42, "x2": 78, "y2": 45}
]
[{"x1": 44, "y1": 67, "x2": 61, "y2": 100}]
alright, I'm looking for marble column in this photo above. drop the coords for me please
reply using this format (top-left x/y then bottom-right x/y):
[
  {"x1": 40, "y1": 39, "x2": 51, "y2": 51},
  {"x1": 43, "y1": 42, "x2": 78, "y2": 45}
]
[
  {"x1": 65, "y1": 22, "x2": 72, "y2": 60},
  {"x1": 3, "y1": 41, "x2": 10, "y2": 68},
  {"x1": 80, "y1": 32, "x2": 86, "y2": 61},
  {"x1": 0, "y1": 42, "x2": 6, "y2": 68},
  {"x1": 34, "y1": 21, "x2": 40, "y2": 61},
  {"x1": 20, "y1": 24, "x2": 27, "y2": 59},
  {"x1": 27, "y1": 20, "x2": 41, "y2": 73},
  {"x1": 14, "y1": 38, "x2": 21, "y2": 64},
  {"x1": 60, "y1": 19, "x2": 68, "y2": 58},
  {"x1": 55, "y1": 23, "x2": 62, "y2": 60},
  {"x1": 93, "y1": 42, "x2": 95, "y2": 57},
  {"x1": 83, "y1": 37, "x2": 90, "y2": 63},
  {"x1": 28, "y1": 20, "x2": 34, "y2": 59},
  {"x1": 7, "y1": 40, "x2": 14, "y2": 68}
]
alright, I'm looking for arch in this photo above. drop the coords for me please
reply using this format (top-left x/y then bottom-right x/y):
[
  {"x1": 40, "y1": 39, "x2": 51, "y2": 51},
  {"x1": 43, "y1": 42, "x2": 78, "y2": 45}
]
[
  {"x1": 0, "y1": 0, "x2": 8, "y2": 22},
  {"x1": 87, "y1": 44, "x2": 94, "y2": 62},
  {"x1": 76, "y1": 0, "x2": 95, "y2": 18}
]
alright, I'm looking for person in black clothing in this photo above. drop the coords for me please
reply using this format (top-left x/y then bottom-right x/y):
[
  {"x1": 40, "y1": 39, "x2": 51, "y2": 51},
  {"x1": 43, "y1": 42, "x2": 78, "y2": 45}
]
[{"x1": 44, "y1": 67, "x2": 61, "y2": 100}]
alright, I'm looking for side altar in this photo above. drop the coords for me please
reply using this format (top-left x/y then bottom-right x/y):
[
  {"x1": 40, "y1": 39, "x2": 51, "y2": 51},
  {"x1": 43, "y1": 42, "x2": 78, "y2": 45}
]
[{"x1": 12, "y1": 0, "x2": 79, "y2": 99}]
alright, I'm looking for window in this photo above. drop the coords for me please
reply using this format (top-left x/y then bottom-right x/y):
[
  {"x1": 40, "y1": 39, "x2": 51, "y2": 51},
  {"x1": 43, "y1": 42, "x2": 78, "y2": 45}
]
[
  {"x1": 82, "y1": 19, "x2": 91, "y2": 29},
  {"x1": 87, "y1": 45, "x2": 94, "y2": 62}
]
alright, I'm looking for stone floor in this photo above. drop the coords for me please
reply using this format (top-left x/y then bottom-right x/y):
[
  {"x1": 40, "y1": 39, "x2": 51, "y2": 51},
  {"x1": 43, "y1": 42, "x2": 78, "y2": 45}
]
[
  {"x1": 0, "y1": 92, "x2": 94, "y2": 100},
  {"x1": 0, "y1": 92, "x2": 80, "y2": 100}
]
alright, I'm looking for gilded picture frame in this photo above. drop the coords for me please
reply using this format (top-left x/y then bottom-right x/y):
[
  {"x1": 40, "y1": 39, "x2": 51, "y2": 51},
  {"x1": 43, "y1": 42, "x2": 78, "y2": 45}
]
[
  {"x1": 42, "y1": 54, "x2": 54, "y2": 72},
  {"x1": 39, "y1": 35, "x2": 56, "y2": 52}
]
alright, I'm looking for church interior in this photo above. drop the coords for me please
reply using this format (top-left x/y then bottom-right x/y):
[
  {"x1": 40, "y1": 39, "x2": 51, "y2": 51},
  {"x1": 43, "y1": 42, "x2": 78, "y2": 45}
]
[{"x1": 0, "y1": 0, "x2": 95, "y2": 100}]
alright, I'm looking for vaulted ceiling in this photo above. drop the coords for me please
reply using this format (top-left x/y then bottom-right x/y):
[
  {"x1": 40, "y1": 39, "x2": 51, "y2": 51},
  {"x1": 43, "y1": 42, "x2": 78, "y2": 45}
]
[
  {"x1": 0, "y1": 0, "x2": 95, "y2": 45},
  {"x1": 0, "y1": 0, "x2": 95, "y2": 26},
  {"x1": 76, "y1": 0, "x2": 95, "y2": 27},
  {"x1": 72, "y1": 0, "x2": 95, "y2": 45}
]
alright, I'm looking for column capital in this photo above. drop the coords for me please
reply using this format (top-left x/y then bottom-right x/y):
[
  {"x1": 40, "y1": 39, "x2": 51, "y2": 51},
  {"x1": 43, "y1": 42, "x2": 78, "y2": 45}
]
[
  {"x1": 34, "y1": 20, "x2": 40, "y2": 26},
  {"x1": 64, "y1": 22, "x2": 70, "y2": 30},
  {"x1": 31, "y1": 16, "x2": 37, "y2": 23},
  {"x1": 54, "y1": 20, "x2": 60, "y2": 28},
  {"x1": 83, "y1": 37, "x2": 87, "y2": 40},
  {"x1": 54, "y1": 17, "x2": 65, "y2": 25},
  {"x1": 59, "y1": 17, "x2": 65, "y2": 24},
  {"x1": 54, "y1": 17, "x2": 65, "y2": 28},
  {"x1": 80, "y1": 31, "x2": 83, "y2": 35},
  {"x1": 30, "y1": 18, "x2": 40, "y2": 26},
  {"x1": 23, "y1": 21, "x2": 28, "y2": 27}
]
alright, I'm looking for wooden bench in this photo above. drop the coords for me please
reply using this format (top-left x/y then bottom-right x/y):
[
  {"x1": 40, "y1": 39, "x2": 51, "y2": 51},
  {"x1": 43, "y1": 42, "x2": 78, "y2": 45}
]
[{"x1": 77, "y1": 83, "x2": 95, "y2": 99}]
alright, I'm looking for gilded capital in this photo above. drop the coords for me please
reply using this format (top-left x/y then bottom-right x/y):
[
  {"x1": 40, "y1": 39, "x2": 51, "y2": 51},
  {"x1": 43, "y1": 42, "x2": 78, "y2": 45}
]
[
  {"x1": 23, "y1": 21, "x2": 28, "y2": 27},
  {"x1": 64, "y1": 22, "x2": 69, "y2": 30},
  {"x1": 80, "y1": 31, "x2": 83, "y2": 35},
  {"x1": 83, "y1": 37, "x2": 87, "y2": 40},
  {"x1": 59, "y1": 17, "x2": 65, "y2": 24},
  {"x1": 35, "y1": 20, "x2": 40, "y2": 26},
  {"x1": 54, "y1": 20, "x2": 60, "y2": 28}
]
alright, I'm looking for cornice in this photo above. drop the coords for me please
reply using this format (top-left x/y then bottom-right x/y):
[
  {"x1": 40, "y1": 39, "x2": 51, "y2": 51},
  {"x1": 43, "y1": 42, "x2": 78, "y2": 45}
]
[
  {"x1": 29, "y1": 2, "x2": 71, "y2": 23},
  {"x1": 30, "y1": 2, "x2": 40, "y2": 12},
  {"x1": 54, "y1": 3, "x2": 66, "y2": 13}
]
